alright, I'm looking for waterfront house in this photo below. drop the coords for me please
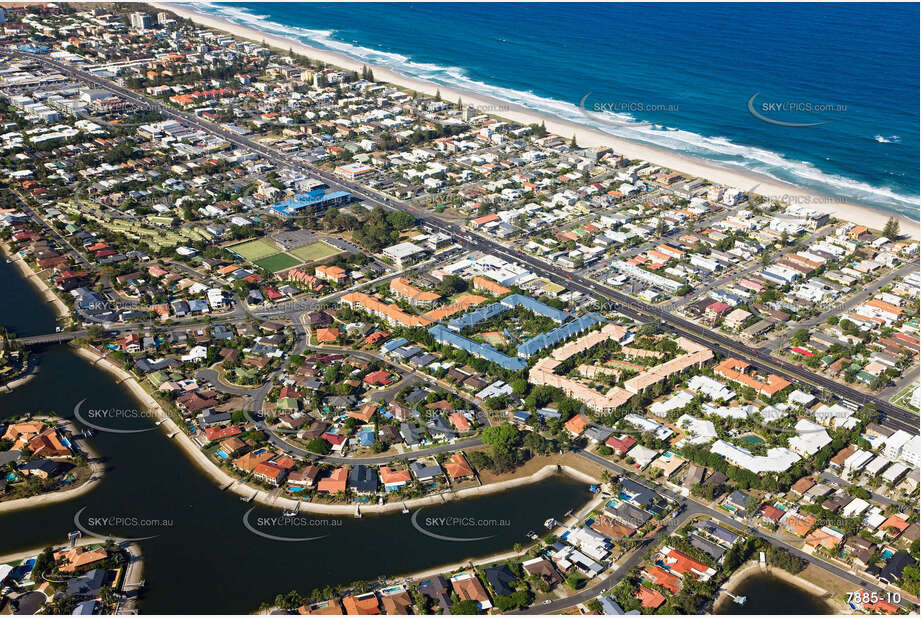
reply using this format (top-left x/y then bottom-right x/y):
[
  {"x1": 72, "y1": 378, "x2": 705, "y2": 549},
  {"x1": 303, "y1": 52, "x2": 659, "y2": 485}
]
[
  {"x1": 288, "y1": 466, "x2": 321, "y2": 489},
  {"x1": 522, "y1": 557, "x2": 562, "y2": 588},
  {"x1": 348, "y1": 465, "x2": 378, "y2": 495},
  {"x1": 379, "y1": 466, "x2": 411, "y2": 491},
  {"x1": 450, "y1": 571, "x2": 492, "y2": 611},
  {"x1": 253, "y1": 462, "x2": 287, "y2": 486},
  {"x1": 316, "y1": 467, "x2": 348, "y2": 494},
  {"x1": 298, "y1": 599, "x2": 343, "y2": 615},
  {"x1": 341, "y1": 592, "x2": 380, "y2": 615},
  {"x1": 444, "y1": 452, "x2": 474, "y2": 481},
  {"x1": 410, "y1": 460, "x2": 443, "y2": 483},
  {"x1": 416, "y1": 576, "x2": 451, "y2": 613}
]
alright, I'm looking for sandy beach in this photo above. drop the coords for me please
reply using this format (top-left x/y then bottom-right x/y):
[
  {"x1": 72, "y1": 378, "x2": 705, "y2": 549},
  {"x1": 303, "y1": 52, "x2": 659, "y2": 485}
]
[
  {"x1": 152, "y1": 2, "x2": 918, "y2": 240},
  {"x1": 715, "y1": 562, "x2": 849, "y2": 614}
]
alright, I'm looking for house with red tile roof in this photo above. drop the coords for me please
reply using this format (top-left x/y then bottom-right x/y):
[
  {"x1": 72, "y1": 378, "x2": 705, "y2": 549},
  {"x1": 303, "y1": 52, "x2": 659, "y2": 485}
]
[
  {"x1": 605, "y1": 434, "x2": 636, "y2": 455},
  {"x1": 636, "y1": 586, "x2": 665, "y2": 609},
  {"x1": 449, "y1": 412, "x2": 471, "y2": 432},
  {"x1": 348, "y1": 404, "x2": 377, "y2": 422},
  {"x1": 342, "y1": 592, "x2": 380, "y2": 615},
  {"x1": 253, "y1": 462, "x2": 287, "y2": 486},
  {"x1": 316, "y1": 327, "x2": 340, "y2": 343},
  {"x1": 363, "y1": 370, "x2": 393, "y2": 386},
  {"x1": 643, "y1": 565, "x2": 681, "y2": 594},
  {"x1": 760, "y1": 504, "x2": 784, "y2": 524},
  {"x1": 379, "y1": 466, "x2": 412, "y2": 491},
  {"x1": 564, "y1": 413, "x2": 589, "y2": 436},
  {"x1": 660, "y1": 547, "x2": 716, "y2": 580},
  {"x1": 444, "y1": 452, "x2": 474, "y2": 480},
  {"x1": 316, "y1": 467, "x2": 348, "y2": 493}
]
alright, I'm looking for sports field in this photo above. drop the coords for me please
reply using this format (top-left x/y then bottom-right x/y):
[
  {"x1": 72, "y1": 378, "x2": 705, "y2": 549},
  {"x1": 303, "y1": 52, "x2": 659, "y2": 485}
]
[
  {"x1": 255, "y1": 253, "x2": 303, "y2": 273},
  {"x1": 290, "y1": 241, "x2": 342, "y2": 263},
  {"x1": 227, "y1": 238, "x2": 279, "y2": 261}
]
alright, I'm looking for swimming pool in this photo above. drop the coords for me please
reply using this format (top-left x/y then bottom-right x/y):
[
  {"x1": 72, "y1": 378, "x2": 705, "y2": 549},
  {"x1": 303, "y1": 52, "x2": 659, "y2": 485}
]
[
  {"x1": 741, "y1": 434, "x2": 765, "y2": 446},
  {"x1": 287, "y1": 486, "x2": 305, "y2": 493},
  {"x1": 881, "y1": 548, "x2": 894, "y2": 560},
  {"x1": 216, "y1": 450, "x2": 228, "y2": 459},
  {"x1": 379, "y1": 586, "x2": 403, "y2": 595}
]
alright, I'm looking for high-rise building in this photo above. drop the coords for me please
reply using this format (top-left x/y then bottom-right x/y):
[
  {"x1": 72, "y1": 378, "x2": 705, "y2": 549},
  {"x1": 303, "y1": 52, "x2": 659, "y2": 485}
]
[{"x1": 130, "y1": 12, "x2": 152, "y2": 30}]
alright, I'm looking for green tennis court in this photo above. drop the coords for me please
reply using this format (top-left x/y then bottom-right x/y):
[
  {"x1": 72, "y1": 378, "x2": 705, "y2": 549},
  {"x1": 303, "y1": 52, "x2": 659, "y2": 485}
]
[
  {"x1": 227, "y1": 238, "x2": 280, "y2": 261},
  {"x1": 254, "y1": 253, "x2": 303, "y2": 273},
  {"x1": 289, "y1": 241, "x2": 342, "y2": 262}
]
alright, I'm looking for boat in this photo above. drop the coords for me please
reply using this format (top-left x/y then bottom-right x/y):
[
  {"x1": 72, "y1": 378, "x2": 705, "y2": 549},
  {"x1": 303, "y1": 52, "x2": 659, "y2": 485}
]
[
  {"x1": 544, "y1": 518, "x2": 559, "y2": 529},
  {"x1": 283, "y1": 501, "x2": 300, "y2": 518}
]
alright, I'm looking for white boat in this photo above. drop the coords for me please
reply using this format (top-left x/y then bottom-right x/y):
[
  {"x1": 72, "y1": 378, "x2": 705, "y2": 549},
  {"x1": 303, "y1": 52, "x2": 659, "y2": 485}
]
[{"x1": 283, "y1": 501, "x2": 300, "y2": 518}]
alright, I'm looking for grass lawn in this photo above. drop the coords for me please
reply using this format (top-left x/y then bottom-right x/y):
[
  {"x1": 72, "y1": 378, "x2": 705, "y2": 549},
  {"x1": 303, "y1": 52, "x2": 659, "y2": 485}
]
[
  {"x1": 227, "y1": 238, "x2": 280, "y2": 261},
  {"x1": 289, "y1": 241, "x2": 342, "y2": 263},
  {"x1": 891, "y1": 384, "x2": 920, "y2": 413},
  {"x1": 255, "y1": 253, "x2": 303, "y2": 273}
]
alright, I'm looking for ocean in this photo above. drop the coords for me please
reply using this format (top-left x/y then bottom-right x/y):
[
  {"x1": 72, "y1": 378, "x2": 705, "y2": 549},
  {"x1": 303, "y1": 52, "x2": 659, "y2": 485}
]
[{"x1": 195, "y1": 2, "x2": 920, "y2": 220}]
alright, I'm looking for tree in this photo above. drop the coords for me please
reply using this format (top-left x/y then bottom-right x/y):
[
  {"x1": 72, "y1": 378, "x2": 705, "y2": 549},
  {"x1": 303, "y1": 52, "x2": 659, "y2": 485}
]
[
  {"x1": 883, "y1": 217, "x2": 900, "y2": 240},
  {"x1": 482, "y1": 423, "x2": 522, "y2": 450},
  {"x1": 305, "y1": 438, "x2": 331, "y2": 455},
  {"x1": 654, "y1": 219, "x2": 667, "y2": 238},
  {"x1": 451, "y1": 600, "x2": 479, "y2": 614}
]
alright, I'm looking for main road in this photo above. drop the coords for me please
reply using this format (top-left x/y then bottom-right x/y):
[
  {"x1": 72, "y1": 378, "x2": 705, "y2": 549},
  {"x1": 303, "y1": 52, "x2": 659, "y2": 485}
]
[{"x1": 14, "y1": 51, "x2": 919, "y2": 435}]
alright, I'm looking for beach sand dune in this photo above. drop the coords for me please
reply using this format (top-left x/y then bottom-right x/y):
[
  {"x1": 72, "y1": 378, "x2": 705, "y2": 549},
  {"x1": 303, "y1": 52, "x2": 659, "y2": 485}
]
[{"x1": 152, "y1": 2, "x2": 918, "y2": 239}]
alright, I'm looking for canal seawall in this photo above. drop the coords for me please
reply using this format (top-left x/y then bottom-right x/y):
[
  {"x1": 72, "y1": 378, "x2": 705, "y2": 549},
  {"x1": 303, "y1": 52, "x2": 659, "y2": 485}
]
[{"x1": 74, "y1": 345, "x2": 600, "y2": 515}]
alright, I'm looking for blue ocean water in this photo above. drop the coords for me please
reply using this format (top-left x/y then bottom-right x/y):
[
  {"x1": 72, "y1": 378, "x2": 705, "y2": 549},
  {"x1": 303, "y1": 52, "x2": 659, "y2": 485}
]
[{"x1": 198, "y1": 2, "x2": 919, "y2": 220}]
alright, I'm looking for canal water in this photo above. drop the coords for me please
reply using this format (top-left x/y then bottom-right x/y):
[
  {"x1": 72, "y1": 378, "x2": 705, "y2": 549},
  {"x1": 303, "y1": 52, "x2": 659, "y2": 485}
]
[
  {"x1": 0, "y1": 260, "x2": 590, "y2": 613},
  {"x1": 717, "y1": 572, "x2": 833, "y2": 615}
]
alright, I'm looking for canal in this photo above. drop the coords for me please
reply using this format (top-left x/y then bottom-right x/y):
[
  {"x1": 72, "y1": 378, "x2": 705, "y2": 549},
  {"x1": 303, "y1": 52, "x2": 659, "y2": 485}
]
[
  {"x1": 717, "y1": 572, "x2": 833, "y2": 614},
  {"x1": 0, "y1": 259, "x2": 591, "y2": 613}
]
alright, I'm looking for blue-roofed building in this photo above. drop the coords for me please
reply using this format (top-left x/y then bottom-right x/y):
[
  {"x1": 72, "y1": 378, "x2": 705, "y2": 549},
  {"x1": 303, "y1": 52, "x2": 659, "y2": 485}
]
[
  {"x1": 357, "y1": 430, "x2": 376, "y2": 447},
  {"x1": 517, "y1": 312, "x2": 605, "y2": 357},
  {"x1": 447, "y1": 301, "x2": 508, "y2": 332},
  {"x1": 500, "y1": 294, "x2": 571, "y2": 323},
  {"x1": 381, "y1": 337, "x2": 409, "y2": 353},
  {"x1": 429, "y1": 324, "x2": 527, "y2": 371},
  {"x1": 270, "y1": 189, "x2": 351, "y2": 217}
]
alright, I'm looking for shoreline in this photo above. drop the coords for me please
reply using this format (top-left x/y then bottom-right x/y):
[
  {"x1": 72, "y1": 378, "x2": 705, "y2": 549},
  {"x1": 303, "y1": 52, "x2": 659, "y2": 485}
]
[
  {"x1": 73, "y1": 344, "x2": 600, "y2": 515},
  {"x1": 0, "y1": 418, "x2": 104, "y2": 515},
  {"x1": 715, "y1": 562, "x2": 845, "y2": 614},
  {"x1": 0, "y1": 354, "x2": 38, "y2": 393},
  {"x1": 1, "y1": 243, "x2": 71, "y2": 324},
  {"x1": 152, "y1": 2, "x2": 919, "y2": 240}
]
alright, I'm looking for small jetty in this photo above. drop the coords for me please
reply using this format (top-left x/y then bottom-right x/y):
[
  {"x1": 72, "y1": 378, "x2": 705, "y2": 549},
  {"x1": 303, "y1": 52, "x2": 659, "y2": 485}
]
[
  {"x1": 220, "y1": 481, "x2": 234, "y2": 491},
  {"x1": 166, "y1": 431, "x2": 178, "y2": 439},
  {"x1": 283, "y1": 501, "x2": 300, "y2": 518},
  {"x1": 355, "y1": 505, "x2": 362, "y2": 518},
  {"x1": 240, "y1": 492, "x2": 256, "y2": 503},
  {"x1": 402, "y1": 503, "x2": 409, "y2": 514},
  {"x1": 721, "y1": 590, "x2": 747, "y2": 605}
]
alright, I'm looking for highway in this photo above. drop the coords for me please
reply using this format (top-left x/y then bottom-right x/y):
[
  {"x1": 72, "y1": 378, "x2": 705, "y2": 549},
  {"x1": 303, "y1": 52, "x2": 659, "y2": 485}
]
[{"x1": 12, "y1": 50, "x2": 919, "y2": 436}]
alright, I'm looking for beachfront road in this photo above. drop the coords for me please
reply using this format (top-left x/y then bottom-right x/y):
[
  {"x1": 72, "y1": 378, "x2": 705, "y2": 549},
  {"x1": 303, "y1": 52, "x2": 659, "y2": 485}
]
[{"x1": 10, "y1": 50, "x2": 919, "y2": 437}]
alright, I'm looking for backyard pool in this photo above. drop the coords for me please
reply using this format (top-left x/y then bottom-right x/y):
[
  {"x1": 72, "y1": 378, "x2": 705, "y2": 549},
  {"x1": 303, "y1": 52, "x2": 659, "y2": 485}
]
[{"x1": 741, "y1": 434, "x2": 765, "y2": 446}]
